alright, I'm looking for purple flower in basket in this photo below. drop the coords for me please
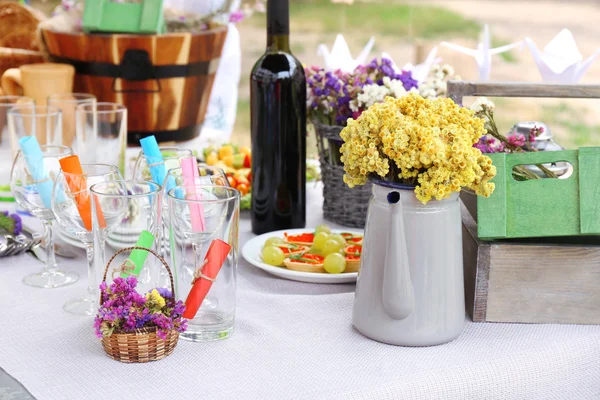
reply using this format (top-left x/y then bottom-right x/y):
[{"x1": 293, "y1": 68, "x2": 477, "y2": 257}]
[{"x1": 95, "y1": 277, "x2": 187, "y2": 339}]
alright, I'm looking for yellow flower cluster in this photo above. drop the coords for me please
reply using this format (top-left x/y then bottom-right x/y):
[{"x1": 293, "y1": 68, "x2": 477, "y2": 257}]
[
  {"x1": 146, "y1": 289, "x2": 166, "y2": 309},
  {"x1": 339, "y1": 94, "x2": 496, "y2": 204}
]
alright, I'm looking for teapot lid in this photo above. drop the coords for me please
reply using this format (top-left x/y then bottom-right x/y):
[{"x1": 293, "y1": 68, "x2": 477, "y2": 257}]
[{"x1": 510, "y1": 122, "x2": 552, "y2": 141}]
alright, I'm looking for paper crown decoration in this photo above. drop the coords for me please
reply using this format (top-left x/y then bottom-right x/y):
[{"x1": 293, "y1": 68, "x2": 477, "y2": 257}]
[
  {"x1": 441, "y1": 25, "x2": 522, "y2": 81},
  {"x1": 317, "y1": 34, "x2": 375, "y2": 72},
  {"x1": 524, "y1": 29, "x2": 600, "y2": 83}
]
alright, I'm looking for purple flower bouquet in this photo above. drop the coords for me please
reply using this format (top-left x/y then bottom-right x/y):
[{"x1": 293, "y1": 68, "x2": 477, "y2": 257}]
[{"x1": 95, "y1": 276, "x2": 187, "y2": 363}]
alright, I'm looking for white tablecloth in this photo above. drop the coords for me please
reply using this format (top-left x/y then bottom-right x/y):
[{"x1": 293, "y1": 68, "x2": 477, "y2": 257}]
[{"x1": 0, "y1": 185, "x2": 599, "y2": 400}]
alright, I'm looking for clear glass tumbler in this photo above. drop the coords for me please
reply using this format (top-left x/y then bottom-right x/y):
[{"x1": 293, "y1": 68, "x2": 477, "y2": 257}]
[
  {"x1": 168, "y1": 184, "x2": 239, "y2": 341},
  {"x1": 48, "y1": 93, "x2": 96, "y2": 148},
  {"x1": 155, "y1": 164, "x2": 228, "y2": 287},
  {"x1": 0, "y1": 96, "x2": 34, "y2": 158},
  {"x1": 8, "y1": 105, "x2": 62, "y2": 147},
  {"x1": 76, "y1": 102, "x2": 127, "y2": 176}
]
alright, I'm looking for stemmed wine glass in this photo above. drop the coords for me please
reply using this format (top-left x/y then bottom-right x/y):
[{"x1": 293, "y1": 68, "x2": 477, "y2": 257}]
[
  {"x1": 52, "y1": 163, "x2": 122, "y2": 315},
  {"x1": 90, "y1": 180, "x2": 162, "y2": 294},
  {"x1": 131, "y1": 147, "x2": 194, "y2": 181},
  {"x1": 10, "y1": 142, "x2": 78, "y2": 287}
]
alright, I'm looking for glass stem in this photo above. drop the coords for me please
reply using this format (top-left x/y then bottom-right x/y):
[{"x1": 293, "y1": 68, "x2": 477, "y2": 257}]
[
  {"x1": 85, "y1": 243, "x2": 96, "y2": 302},
  {"x1": 193, "y1": 242, "x2": 204, "y2": 273},
  {"x1": 43, "y1": 220, "x2": 57, "y2": 274}
]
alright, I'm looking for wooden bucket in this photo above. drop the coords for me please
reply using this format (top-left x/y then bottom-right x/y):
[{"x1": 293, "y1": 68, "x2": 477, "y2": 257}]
[{"x1": 41, "y1": 27, "x2": 227, "y2": 144}]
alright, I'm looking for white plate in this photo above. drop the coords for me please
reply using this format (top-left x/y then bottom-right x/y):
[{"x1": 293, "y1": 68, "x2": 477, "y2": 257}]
[
  {"x1": 242, "y1": 228, "x2": 362, "y2": 284},
  {"x1": 57, "y1": 231, "x2": 87, "y2": 250}
]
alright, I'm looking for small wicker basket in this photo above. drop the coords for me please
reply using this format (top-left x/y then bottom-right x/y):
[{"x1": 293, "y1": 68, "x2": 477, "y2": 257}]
[
  {"x1": 99, "y1": 246, "x2": 180, "y2": 363},
  {"x1": 313, "y1": 120, "x2": 371, "y2": 228}
]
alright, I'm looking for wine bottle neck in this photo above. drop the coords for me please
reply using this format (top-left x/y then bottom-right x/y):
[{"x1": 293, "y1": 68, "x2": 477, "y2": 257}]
[
  {"x1": 267, "y1": 0, "x2": 290, "y2": 52},
  {"x1": 268, "y1": 35, "x2": 290, "y2": 52}
]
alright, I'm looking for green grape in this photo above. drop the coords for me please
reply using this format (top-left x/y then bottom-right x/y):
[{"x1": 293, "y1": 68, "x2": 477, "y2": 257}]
[
  {"x1": 322, "y1": 239, "x2": 343, "y2": 256},
  {"x1": 313, "y1": 232, "x2": 330, "y2": 250},
  {"x1": 330, "y1": 234, "x2": 347, "y2": 247},
  {"x1": 308, "y1": 246, "x2": 322, "y2": 256},
  {"x1": 315, "y1": 224, "x2": 331, "y2": 234},
  {"x1": 262, "y1": 246, "x2": 285, "y2": 266},
  {"x1": 324, "y1": 253, "x2": 347, "y2": 274},
  {"x1": 265, "y1": 237, "x2": 284, "y2": 247}
]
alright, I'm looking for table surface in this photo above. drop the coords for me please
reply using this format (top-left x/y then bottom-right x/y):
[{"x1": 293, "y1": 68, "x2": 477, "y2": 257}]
[{"x1": 1, "y1": 178, "x2": 600, "y2": 399}]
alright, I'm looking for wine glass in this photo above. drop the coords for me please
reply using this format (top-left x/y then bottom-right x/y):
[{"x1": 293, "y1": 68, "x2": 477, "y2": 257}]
[
  {"x1": 52, "y1": 163, "x2": 122, "y2": 315},
  {"x1": 10, "y1": 143, "x2": 78, "y2": 287},
  {"x1": 131, "y1": 147, "x2": 194, "y2": 182},
  {"x1": 90, "y1": 180, "x2": 162, "y2": 294},
  {"x1": 168, "y1": 184, "x2": 240, "y2": 341}
]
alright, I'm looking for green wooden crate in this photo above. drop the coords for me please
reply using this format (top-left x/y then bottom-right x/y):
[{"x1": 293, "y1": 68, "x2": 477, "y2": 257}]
[
  {"x1": 477, "y1": 147, "x2": 600, "y2": 240},
  {"x1": 83, "y1": 0, "x2": 165, "y2": 34}
]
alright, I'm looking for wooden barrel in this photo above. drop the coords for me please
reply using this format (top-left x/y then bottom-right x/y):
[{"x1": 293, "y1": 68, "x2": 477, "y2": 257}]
[{"x1": 41, "y1": 27, "x2": 227, "y2": 144}]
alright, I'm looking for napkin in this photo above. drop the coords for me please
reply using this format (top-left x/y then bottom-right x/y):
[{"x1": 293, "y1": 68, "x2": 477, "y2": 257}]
[
  {"x1": 317, "y1": 34, "x2": 375, "y2": 72},
  {"x1": 441, "y1": 24, "x2": 522, "y2": 81},
  {"x1": 524, "y1": 29, "x2": 600, "y2": 83}
]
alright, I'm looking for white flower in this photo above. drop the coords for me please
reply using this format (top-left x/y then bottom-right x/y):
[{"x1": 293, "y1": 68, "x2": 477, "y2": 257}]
[
  {"x1": 441, "y1": 64, "x2": 454, "y2": 76},
  {"x1": 386, "y1": 79, "x2": 407, "y2": 98},
  {"x1": 357, "y1": 84, "x2": 391, "y2": 109},
  {"x1": 469, "y1": 97, "x2": 495, "y2": 114}
]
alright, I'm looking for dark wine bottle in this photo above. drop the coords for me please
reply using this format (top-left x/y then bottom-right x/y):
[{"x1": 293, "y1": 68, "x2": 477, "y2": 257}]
[{"x1": 250, "y1": 0, "x2": 306, "y2": 235}]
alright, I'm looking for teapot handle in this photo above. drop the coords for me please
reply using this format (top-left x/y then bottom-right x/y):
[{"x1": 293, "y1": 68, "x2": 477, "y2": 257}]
[{"x1": 382, "y1": 192, "x2": 414, "y2": 320}]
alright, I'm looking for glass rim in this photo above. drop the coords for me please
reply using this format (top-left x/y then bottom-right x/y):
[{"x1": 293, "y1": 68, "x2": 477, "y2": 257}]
[
  {"x1": 90, "y1": 180, "x2": 162, "y2": 198},
  {"x1": 0, "y1": 95, "x2": 34, "y2": 106},
  {"x1": 47, "y1": 93, "x2": 97, "y2": 103},
  {"x1": 59, "y1": 163, "x2": 119, "y2": 177},
  {"x1": 137, "y1": 147, "x2": 194, "y2": 157},
  {"x1": 167, "y1": 184, "x2": 240, "y2": 204},
  {"x1": 8, "y1": 104, "x2": 61, "y2": 117},
  {"x1": 17, "y1": 144, "x2": 72, "y2": 159},
  {"x1": 76, "y1": 102, "x2": 126, "y2": 115}
]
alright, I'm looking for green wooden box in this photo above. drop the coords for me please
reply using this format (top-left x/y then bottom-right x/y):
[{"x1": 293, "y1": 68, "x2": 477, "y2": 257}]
[
  {"x1": 83, "y1": 0, "x2": 165, "y2": 34},
  {"x1": 477, "y1": 147, "x2": 600, "y2": 240}
]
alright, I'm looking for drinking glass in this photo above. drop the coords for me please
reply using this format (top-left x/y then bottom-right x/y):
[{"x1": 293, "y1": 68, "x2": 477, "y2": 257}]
[
  {"x1": 48, "y1": 93, "x2": 96, "y2": 148},
  {"x1": 90, "y1": 180, "x2": 162, "y2": 294},
  {"x1": 131, "y1": 147, "x2": 194, "y2": 182},
  {"x1": 8, "y1": 105, "x2": 62, "y2": 147},
  {"x1": 52, "y1": 164, "x2": 122, "y2": 315},
  {"x1": 155, "y1": 164, "x2": 228, "y2": 286},
  {"x1": 168, "y1": 184, "x2": 239, "y2": 341},
  {"x1": 0, "y1": 96, "x2": 34, "y2": 157},
  {"x1": 76, "y1": 102, "x2": 127, "y2": 176},
  {"x1": 10, "y1": 144, "x2": 78, "y2": 287}
]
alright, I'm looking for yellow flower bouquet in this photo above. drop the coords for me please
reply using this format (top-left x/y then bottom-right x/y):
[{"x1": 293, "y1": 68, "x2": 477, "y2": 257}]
[{"x1": 339, "y1": 94, "x2": 496, "y2": 204}]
